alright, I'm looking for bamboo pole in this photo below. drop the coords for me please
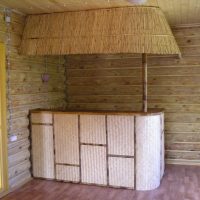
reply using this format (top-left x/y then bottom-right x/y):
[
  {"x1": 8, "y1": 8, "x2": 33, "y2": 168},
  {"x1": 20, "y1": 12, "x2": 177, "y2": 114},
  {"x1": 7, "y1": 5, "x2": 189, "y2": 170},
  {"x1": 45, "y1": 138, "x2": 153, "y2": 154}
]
[{"x1": 142, "y1": 53, "x2": 147, "y2": 112}]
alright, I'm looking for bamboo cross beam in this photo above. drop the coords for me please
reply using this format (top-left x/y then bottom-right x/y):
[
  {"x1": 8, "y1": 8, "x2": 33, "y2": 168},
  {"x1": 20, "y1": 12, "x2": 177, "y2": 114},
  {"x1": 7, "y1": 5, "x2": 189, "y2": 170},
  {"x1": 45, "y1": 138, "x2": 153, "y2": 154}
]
[{"x1": 142, "y1": 53, "x2": 148, "y2": 112}]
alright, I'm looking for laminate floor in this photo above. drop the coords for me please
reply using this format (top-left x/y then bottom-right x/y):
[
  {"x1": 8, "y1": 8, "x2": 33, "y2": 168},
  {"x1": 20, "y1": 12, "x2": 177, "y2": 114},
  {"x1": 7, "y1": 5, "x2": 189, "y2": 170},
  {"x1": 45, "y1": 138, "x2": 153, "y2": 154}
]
[{"x1": 2, "y1": 165, "x2": 200, "y2": 200}]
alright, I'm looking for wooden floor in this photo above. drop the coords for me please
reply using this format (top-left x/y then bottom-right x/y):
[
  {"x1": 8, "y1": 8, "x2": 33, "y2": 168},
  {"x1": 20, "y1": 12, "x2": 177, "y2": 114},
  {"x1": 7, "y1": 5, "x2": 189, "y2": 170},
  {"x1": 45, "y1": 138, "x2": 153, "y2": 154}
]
[{"x1": 2, "y1": 165, "x2": 200, "y2": 200}]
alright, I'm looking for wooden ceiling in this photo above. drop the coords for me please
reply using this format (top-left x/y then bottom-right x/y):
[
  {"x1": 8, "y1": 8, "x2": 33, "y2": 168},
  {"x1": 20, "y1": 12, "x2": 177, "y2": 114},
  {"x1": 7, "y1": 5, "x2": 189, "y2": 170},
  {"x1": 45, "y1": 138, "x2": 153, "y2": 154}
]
[{"x1": 0, "y1": 0, "x2": 200, "y2": 26}]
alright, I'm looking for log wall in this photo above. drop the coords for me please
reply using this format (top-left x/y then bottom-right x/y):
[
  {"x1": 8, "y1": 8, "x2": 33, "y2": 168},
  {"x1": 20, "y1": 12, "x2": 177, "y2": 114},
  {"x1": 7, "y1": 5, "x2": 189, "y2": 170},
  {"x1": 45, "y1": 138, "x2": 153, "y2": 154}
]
[
  {"x1": 1, "y1": 4, "x2": 199, "y2": 190},
  {"x1": 0, "y1": 7, "x2": 66, "y2": 189},
  {"x1": 66, "y1": 25, "x2": 200, "y2": 165}
]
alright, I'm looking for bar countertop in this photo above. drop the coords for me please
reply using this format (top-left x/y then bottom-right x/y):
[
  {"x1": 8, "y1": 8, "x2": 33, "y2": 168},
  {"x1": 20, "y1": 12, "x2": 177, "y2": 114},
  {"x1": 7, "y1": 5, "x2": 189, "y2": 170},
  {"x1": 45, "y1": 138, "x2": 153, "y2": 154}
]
[{"x1": 30, "y1": 108, "x2": 164, "y2": 116}]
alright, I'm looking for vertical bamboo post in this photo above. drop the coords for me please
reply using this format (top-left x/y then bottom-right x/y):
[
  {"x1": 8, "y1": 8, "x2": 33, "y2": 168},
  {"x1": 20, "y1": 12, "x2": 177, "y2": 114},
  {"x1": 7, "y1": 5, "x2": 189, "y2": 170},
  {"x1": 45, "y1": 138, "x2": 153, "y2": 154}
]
[{"x1": 142, "y1": 53, "x2": 147, "y2": 112}]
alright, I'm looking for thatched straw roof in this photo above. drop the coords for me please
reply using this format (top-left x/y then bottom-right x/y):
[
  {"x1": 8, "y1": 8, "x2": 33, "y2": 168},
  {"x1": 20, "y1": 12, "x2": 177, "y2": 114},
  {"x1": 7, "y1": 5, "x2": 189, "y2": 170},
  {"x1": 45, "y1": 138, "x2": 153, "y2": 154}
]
[{"x1": 20, "y1": 6, "x2": 180, "y2": 55}]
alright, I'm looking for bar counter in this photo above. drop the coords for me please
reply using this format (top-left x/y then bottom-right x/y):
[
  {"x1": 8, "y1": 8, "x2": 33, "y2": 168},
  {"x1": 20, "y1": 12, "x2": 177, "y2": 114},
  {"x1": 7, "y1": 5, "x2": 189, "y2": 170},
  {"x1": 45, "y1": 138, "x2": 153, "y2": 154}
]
[{"x1": 30, "y1": 109, "x2": 164, "y2": 191}]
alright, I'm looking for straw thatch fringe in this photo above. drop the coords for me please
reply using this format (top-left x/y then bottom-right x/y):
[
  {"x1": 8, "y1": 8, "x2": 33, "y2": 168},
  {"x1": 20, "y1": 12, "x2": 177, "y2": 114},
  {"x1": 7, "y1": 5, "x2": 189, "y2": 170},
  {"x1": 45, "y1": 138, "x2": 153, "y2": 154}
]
[{"x1": 20, "y1": 6, "x2": 180, "y2": 55}]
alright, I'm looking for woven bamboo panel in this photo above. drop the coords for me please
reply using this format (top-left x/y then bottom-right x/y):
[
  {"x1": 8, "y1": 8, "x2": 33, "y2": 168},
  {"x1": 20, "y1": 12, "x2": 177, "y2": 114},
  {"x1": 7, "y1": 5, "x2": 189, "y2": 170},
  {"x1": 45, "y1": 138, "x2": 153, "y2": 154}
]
[
  {"x1": 54, "y1": 114, "x2": 79, "y2": 165},
  {"x1": 56, "y1": 165, "x2": 80, "y2": 182},
  {"x1": 31, "y1": 113, "x2": 52, "y2": 124},
  {"x1": 107, "y1": 115, "x2": 135, "y2": 156},
  {"x1": 136, "y1": 115, "x2": 161, "y2": 191},
  {"x1": 20, "y1": 7, "x2": 180, "y2": 55},
  {"x1": 31, "y1": 125, "x2": 54, "y2": 179},
  {"x1": 80, "y1": 115, "x2": 106, "y2": 144},
  {"x1": 81, "y1": 145, "x2": 107, "y2": 185},
  {"x1": 108, "y1": 157, "x2": 134, "y2": 188}
]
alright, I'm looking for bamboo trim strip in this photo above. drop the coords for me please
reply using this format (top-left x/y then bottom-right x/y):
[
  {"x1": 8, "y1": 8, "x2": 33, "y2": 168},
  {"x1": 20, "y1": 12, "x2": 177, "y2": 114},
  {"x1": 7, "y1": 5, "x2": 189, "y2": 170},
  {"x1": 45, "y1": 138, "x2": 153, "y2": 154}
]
[
  {"x1": 108, "y1": 155, "x2": 134, "y2": 159},
  {"x1": 78, "y1": 115, "x2": 82, "y2": 182},
  {"x1": 134, "y1": 116, "x2": 136, "y2": 189},
  {"x1": 81, "y1": 143, "x2": 106, "y2": 147},
  {"x1": 56, "y1": 163, "x2": 80, "y2": 167},
  {"x1": 25, "y1": 34, "x2": 178, "y2": 39},
  {"x1": 31, "y1": 123, "x2": 52, "y2": 126},
  {"x1": 52, "y1": 114, "x2": 56, "y2": 180},
  {"x1": 105, "y1": 115, "x2": 109, "y2": 186}
]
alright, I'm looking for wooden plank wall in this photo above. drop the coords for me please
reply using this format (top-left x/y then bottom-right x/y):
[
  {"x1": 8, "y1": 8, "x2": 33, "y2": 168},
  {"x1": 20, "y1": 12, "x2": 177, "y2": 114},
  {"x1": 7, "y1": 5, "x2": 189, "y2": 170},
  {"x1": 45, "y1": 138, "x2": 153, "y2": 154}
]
[
  {"x1": 66, "y1": 25, "x2": 200, "y2": 166},
  {"x1": 0, "y1": 7, "x2": 66, "y2": 189}
]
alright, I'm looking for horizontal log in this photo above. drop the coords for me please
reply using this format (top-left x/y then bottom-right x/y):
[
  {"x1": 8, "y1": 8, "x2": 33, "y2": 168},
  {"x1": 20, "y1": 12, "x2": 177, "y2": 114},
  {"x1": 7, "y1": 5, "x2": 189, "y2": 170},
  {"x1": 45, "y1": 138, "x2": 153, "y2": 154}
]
[
  {"x1": 176, "y1": 36, "x2": 200, "y2": 47},
  {"x1": 68, "y1": 76, "x2": 200, "y2": 86},
  {"x1": 7, "y1": 108, "x2": 29, "y2": 120},
  {"x1": 149, "y1": 95, "x2": 200, "y2": 104},
  {"x1": 165, "y1": 113, "x2": 200, "y2": 123},
  {"x1": 68, "y1": 85, "x2": 141, "y2": 95},
  {"x1": 9, "y1": 160, "x2": 31, "y2": 179},
  {"x1": 67, "y1": 66, "x2": 200, "y2": 78},
  {"x1": 149, "y1": 103, "x2": 200, "y2": 113},
  {"x1": 8, "y1": 139, "x2": 30, "y2": 156},
  {"x1": 166, "y1": 133, "x2": 200, "y2": 143},
  {"x1": 8, "y1": 137, "x2": 29, "y2": 149},
  {"x1": 9, "y1": 116, "x2": 29, "y2": 130},
  {"x1": 8, "y1": 100, "x2": 66, "y2": 114},
  {"x1": 10, "y1": 61, "x2": 65, "y2": 73},
  {"x1": 67, "y1": 68, "x2": 141, "y2": 77},
  {"x1": 9, "y1": 82, "x2": 65, "y2": 95},
  {"x1": 68, "y1": 95, "x2": 142, "y2": 103},
  {"x1": 166, "y1": 159, "x2": 200, "y2": 166},
  {"x1": 68, "y1": 95, "x2": 200, "y2": 105},
  {"x1": 9, "y1": 170, "x2": 31, "y2": 189},
  {"x1": 9, "y1": 71, "x2": 65, "y2": 83},
  {"x1": 166, "y1": 150, "x2": 200, "y2": 160},
  {"x1": 68, "y1": 55, "x2": 200, "y2": 69},
  {"x1": 8, "y1": 129, "x2": 29, "y2": 142},
  {"x1": 166, "y1": 122, "x2": 200, "y2": 133},
  {"x1": 68, "y1": 76, "x2": 141, "y2": 86},
  {"x1": 67, "y1": 102, "x2": 200, "y2": 113},
  {"x1": 10, "y1": 93, "x2": 66, "y2": 108},
  {"x1": 180, "y1": 46, "x2": 200, "y2": 56},
  {"x1": 68, "y1": 85, "x2": 200, "y2": 96},
  {"x1": 173, "y1": 26, "x2": 200, "y2": 38},
  {"x1": 166, "y1": 142, "x2": 200, "y2": 151},
  {"x1": 9, "y1": 53, "x2": 65, "y2": 64},
  {"x1": 67, "y1": 103, "x2": 142, "y2": 111}
]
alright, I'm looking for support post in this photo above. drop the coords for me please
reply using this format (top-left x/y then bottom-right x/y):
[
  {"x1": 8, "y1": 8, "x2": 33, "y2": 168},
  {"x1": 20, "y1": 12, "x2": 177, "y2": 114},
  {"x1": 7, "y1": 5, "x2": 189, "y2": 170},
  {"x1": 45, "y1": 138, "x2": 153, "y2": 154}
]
[{"x1": 142, "y1": 53, "x2": 147, "y2": 112}]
